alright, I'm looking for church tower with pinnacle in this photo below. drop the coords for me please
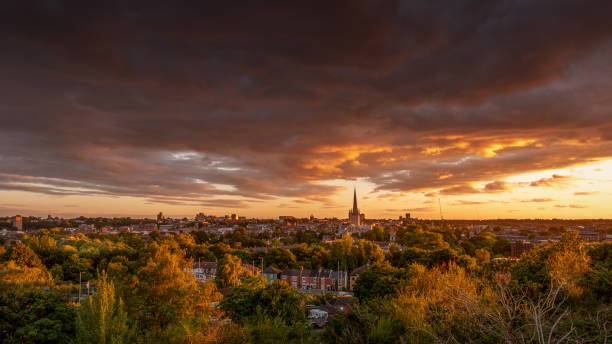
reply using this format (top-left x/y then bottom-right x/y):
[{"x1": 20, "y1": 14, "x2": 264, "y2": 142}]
[{"x1": 348, "y1": 187, "x2": 362, "y2": 226}]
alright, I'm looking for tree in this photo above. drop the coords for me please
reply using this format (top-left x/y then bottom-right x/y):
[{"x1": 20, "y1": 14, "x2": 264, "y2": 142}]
[
  {"x1": 220, "y1": 277, "x2": 306, "y2": 324},
  {"x1": 7, "y1": 242, "x2": 44, "y2": 268},
  {"x1": 62, "y1": 253, "x2": 94, "y2": 282},
  {"x1": 547, "y1": 234, "x2": 590, "y2": 296},
  {"x1": 216, "y1": 253, "x2": 251, "y2": 288},
  {"x1": 264, "y1": 248, "x2": 296, "y2": 269},
  {"x1": 76, "y1": 271, "x2": 132, "y2": 344},
  {"x1": 1, "y1": 242, "x2": 51, "y2": 287},
  {"x1": 475, "y1": 248, "x2": 491, "y2": 264},
  {"x1": 130, "y1": 242, "x2": 221, "y2": 342},
  {"x1": 492, "y1": 239, "x2": 511, "y2": 256},
  {"x1": 191, "y1": 230, "x2": 210, "y2": 245},
  {"x1": 353, "y1": 262, "x2": 407, "y2": 301},
  {"x1": 581, "y1": 243, "x2": 612, "y2": 303},
  {"x1": 248, "y1": 316, "x2": 314, "y2": 344},
  {"x1": 0, "y1": 289, "x2": 76, "y2": 343}
]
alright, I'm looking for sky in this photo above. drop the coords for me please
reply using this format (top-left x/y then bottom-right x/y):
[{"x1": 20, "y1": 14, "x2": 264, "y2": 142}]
[{"x1": 1, "y1": 1, "x2": 611, "y2": 219}]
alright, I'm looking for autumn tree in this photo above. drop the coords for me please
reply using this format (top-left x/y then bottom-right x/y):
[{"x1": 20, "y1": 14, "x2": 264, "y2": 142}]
[
  {"x1": 76, "y1": 271, "x2": 132, "y2": 344},
  {"x1": 130, "y1": 241, "x2": 221, "y2": 342},
  {"x1": 216, "y1": 253, "x2": 251, "y2": 288},
  {"x1": 1, "y1": 242, "x2": 51, "y2": 287}
]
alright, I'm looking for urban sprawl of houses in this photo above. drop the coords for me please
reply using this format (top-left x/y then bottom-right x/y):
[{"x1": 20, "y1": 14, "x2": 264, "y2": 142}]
[{"x1": 2, "y1": 191, "x2": 611, "y2": 326}]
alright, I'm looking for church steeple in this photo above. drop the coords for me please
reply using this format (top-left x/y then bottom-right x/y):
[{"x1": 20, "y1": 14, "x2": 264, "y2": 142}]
[
  {"x1": 352, "y1": 187, "x2": 358, "y2": 213},
  {"x1": 349, "y1": 187, "x2": 361, "y2": 226}
]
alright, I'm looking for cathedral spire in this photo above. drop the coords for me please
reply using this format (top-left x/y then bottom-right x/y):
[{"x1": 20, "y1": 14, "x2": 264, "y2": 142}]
[
  {"x1": 352, "y1": 187, "x2": 358, "y2": 213},
  {"x1": 349, "y1": 187, "x2": 361, "y2": 226}
]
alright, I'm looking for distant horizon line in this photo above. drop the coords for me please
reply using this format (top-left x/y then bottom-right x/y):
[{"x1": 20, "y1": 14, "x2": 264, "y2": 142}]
[{"x1": 2, "y1": 213, "x2": 611, "y2": 222}]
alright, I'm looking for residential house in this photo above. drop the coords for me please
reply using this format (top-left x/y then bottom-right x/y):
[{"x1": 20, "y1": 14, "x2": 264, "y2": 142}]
[
  {"x1": 191, "y1": 261, "x2": 218, "y2": 282},
  {"x1": 280, "y1": 268, "x2": 348, "y2": 291},
  {"x1": 262, "y1": 266, "x2": 282, "y2": 284},
  {"x1": 349, "y1": 264, "x2": 369, "y2": 291},
  {"x1": 189, "y1": 261, "x2": 261, "y2": 282}
]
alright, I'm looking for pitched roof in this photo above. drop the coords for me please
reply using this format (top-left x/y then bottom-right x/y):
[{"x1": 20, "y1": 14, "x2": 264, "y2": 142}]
[
  {"x1": 263, "y1": 266, "x2": 282, "y2": 274},
  {"x1": 350, "y1": 264, "x2": 369, "y2": 276},
  {"x1": 193, "y1": 261, "x2": 217, "y2": 269},
  {"x1": 282, "y1": 269, "x2": 303, "y2": 276},
  {"x1": 281, "y1": 268, "x2": 347, "y2": 279}
]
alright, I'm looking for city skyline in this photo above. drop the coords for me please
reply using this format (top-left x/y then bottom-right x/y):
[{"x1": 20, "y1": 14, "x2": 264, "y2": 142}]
[{"x1": 1, "y1": 2, "x2": 612, "y2": 219}]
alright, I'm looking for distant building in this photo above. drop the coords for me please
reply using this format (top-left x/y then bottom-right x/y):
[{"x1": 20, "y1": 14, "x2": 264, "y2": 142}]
[
  {"x1": 78, "y1": 223, "x2": 96, "y2": 232},
  {"x1": 510, "y1": 241, "x2": 533, "y2": 258},
  {"x1": 141, "y1": 223, "x2": 158, "y2": 231},
  {"x1": 11, "y1": 215, "x2": 22, "y2": 231},
  {"x1": 157, "y1": 212, "x2": 165, "y2": 224},
  {"x1": 159, "y1": 224, "x2": 175, "y2": 231},
  {"x1": 280, "y1": 268, "x2": 347, "y2": 291},
  {"x1": 308, "y1": 297, "x2": 352, "y2": 327},
  {"x1": 189, "y1": 261, "x2": 261, "y2": 282},
  {"x1": 348, "y1": 188, "x2": 364, "y2": 226},
  {"x1": 388, "y1": 227, "x2": 397, "y2": 242},
  {"x1": 405, "y1": 213, "x2": 411, "y2": 220},
  {"x1": 191, "y1": 261, "x2": 218, "y2": 282},
  {"x1": 231, "y1": 214, "x2": 238, "y2": 221},
  {"x1": 576, "y1": 230, "x2": 605, "y2": 242},
  {"x1": 262, "y1": 266, "x2": 282, "y2": 284}
]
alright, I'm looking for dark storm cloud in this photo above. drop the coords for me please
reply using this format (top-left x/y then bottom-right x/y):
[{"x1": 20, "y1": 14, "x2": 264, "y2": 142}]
[{"x1": 1, "y1": 0, "x2": 612, "y2": 205}]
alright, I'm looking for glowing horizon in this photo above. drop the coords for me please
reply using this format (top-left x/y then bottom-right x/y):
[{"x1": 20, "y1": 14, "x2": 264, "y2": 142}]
[{"x1": 1, "y1": 158, "x2": 610, "y2": 220}]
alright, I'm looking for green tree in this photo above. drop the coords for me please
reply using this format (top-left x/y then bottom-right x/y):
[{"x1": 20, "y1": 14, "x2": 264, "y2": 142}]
[
  {"x1": 353, "y1": 262, "x2": 408, "y2": 301},
  {"x1": 0, "y1": 289, "x2": 76, "y2": 343},
  {"x1": 76, "y1": 271, "x2": 132, "y2": 344},
  {"x1": 220, "y1": 277, "x2": 305, "y2": 324}
]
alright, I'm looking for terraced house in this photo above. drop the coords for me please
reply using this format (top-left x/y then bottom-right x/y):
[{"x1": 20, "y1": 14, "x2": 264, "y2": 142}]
[{"x1": 280, "y1": 267, "x2": 348, "y2": 291}]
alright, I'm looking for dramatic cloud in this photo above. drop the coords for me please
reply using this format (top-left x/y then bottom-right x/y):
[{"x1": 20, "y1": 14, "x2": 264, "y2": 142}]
[
  {"x1": 483, "y1": 181, "x2": 510, "y2": 193},
  {"x1": 0, "y1": 1, "x2": 612, "y2": 214}
]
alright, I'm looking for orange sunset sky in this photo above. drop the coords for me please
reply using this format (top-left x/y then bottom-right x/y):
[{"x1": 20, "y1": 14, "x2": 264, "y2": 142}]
[{"x1": 0, "y1": 2, "x2": 611, "y2": 219}]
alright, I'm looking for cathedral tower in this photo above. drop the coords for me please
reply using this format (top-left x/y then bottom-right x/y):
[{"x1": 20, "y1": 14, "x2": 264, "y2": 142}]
[{"x1": 348, "y1": 187, "x2": 361, "y2": 226}]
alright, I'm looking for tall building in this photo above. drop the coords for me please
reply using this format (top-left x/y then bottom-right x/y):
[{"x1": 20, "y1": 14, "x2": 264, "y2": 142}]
[
  {"x1": 348, "y1": 188, "x2": 363, "y2": 226},
  {"x1": 11, "y1": 215, "x2": 23, "y2": 231},
  {"x1": 157, "y1": 212, "x2": 165, "y2": 224}
]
